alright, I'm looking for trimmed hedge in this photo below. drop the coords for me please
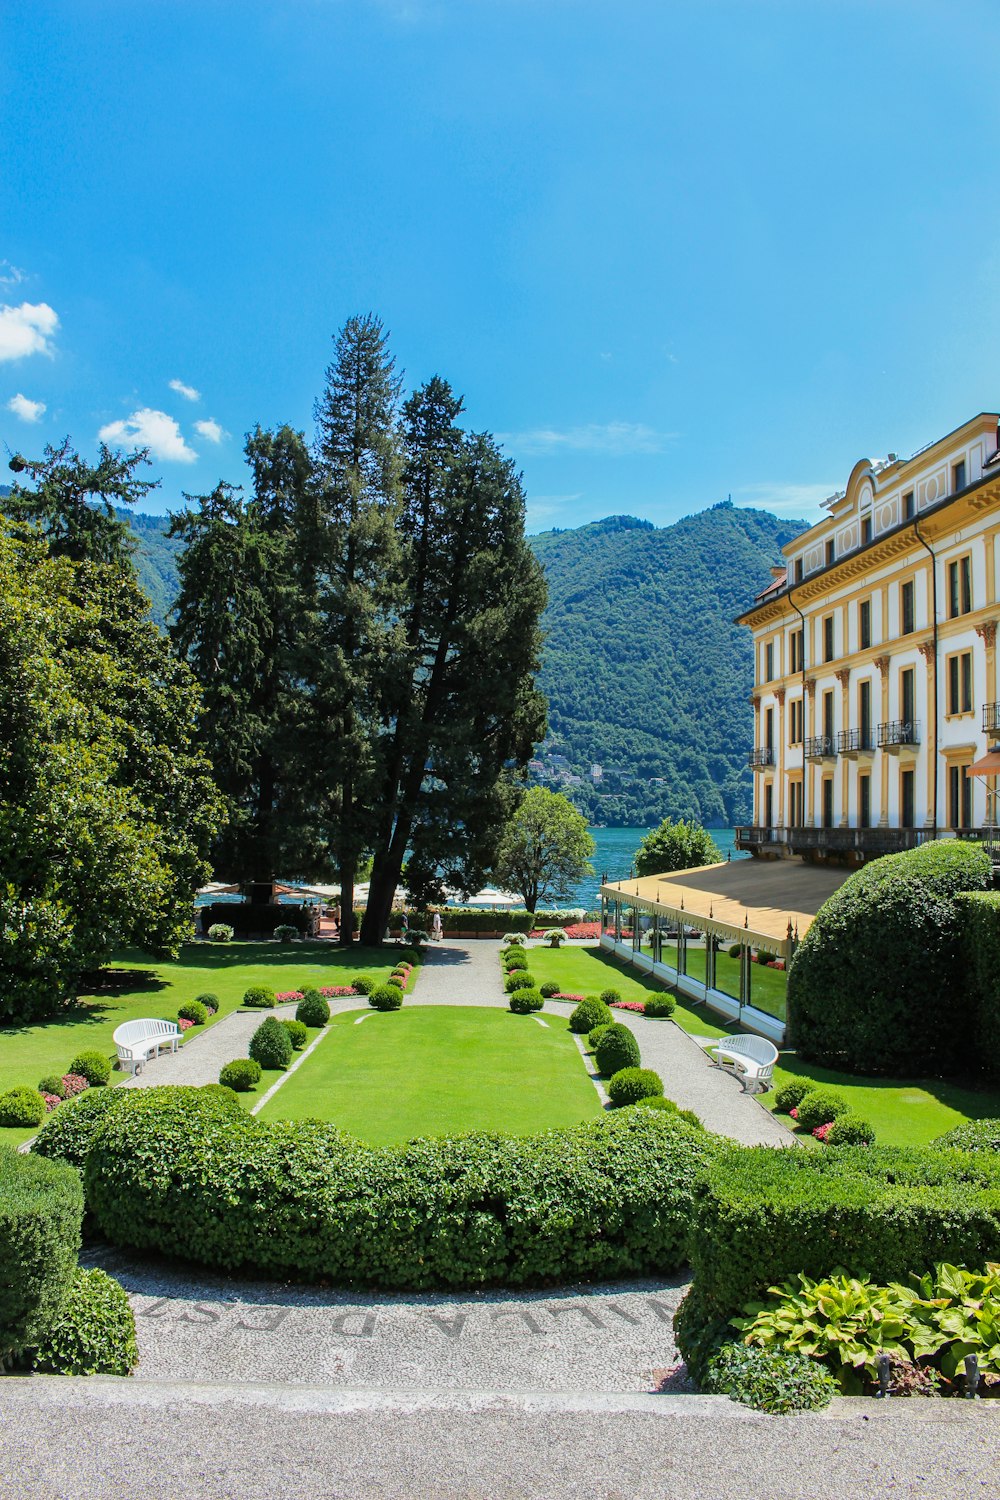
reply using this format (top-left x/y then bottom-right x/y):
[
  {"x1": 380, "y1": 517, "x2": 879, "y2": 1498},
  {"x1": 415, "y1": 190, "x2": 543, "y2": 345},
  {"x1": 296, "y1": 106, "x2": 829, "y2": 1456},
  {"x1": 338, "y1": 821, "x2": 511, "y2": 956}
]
[
  {"x1": 369, "y1": 985, "x2": 403, "y2": 1012},
  {"x1": 31, "y1": 1090, "x2": 130, "y2": 1171},
  {"x1": 684, "y1": 1142, "x2": 1000, "y2": 1328},
  {"x1": 249, "y1": 1017, "x2": 293, "y2": 1070},
  {"x1": 0, "y1": 1086, "x2": 47, "y2": 1128},
  {"x1": 295, "y1": 991, "x2": 331, "y2": 1027},
  {"x1": 281, "y1": 1018, "x2": 309, "y2": 1050},
  {"x1": 607, "y1": 1068, "x2": 664, "y2": 1107},
  {"x1": 539, "y1": 982, "x2": 560, "y2": 998},
  {"x1": 80, "y1": 1091, "x2": 715, "y2": 1289},
  {"x1": 219, "y1": 1059, "x2": 262, "y2": 1092},
  {"x1": 194, "y1": 992, "x2": 220, "y2": 1013},
  {"x1": 178, "y1": 1001, "x2": 208, "y2": 1026},
  {"x1": 504, "y1": 970, "x2": 535, "y2": 993},
  {"x1": 794, "y1": 1089, "x2": 848, "y2": 1130},
  {"x1": 243, "y1": 985, "x2": 276, "y2": 1009},
  {"x1": 955, "y1": 891, "x2": 1000, "y2": 1076},
  {"x1": 643, "y1": 997, "x2": 675, "y2": 1019},
  {"x1": 787, "y1": 841, "x2": 992, "y2": 1073},
  {"x1": 68, "y1": 1051, "x2": 111, "y2": 1087},
  {"x1": 31, "y1": 1267, "x2": 138, "y2": 1376},
  {"x1": 932, "y1": 1119, "x2": 1000, "y2": 1151},
  {"x1": 588, "y1": 1022, "x2": 613, "y2": 1050},
  {"x1": 825, "y1": 1114, "x2": 876, "y2": 1146},
  {"x1": 0, "y1": 1148, "x2": 83, "y2": 1361},
  {"x1": 568, "y1": 998, "x2": 612, "y2": 1034},
  {"x1": 595, "y1": 1023, "x2": 641, "y2": 1077},
  {"x1": 509, "y1": 992, "x2": 543, "y2": 1014},
  {"x1": 773, "y1": 1080, "x2": 812, "y2": 1114}
]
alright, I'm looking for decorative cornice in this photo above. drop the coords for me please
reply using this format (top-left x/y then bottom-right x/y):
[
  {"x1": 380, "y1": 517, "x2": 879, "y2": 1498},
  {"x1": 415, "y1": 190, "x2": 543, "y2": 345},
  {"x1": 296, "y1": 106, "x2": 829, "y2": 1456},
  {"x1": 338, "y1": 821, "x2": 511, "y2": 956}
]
[
  {"x1": 976, "y1": 620, "x2": 998, "y2": 649},
  {"x1": 873, "y1": 655, "x2": 891, "y2": 680},
  {"x1": 775, "y1": 687, "x2": 786, "y2": 705},
  {"x1": 834, "y1": 668, "x2": 851, "y2": 689},
  {"x1": 804, "y1": 677, "x2": 817, "y2": 700},
  {"x1": 918, "y1": 640, "x2": 936, "y2": 664}
]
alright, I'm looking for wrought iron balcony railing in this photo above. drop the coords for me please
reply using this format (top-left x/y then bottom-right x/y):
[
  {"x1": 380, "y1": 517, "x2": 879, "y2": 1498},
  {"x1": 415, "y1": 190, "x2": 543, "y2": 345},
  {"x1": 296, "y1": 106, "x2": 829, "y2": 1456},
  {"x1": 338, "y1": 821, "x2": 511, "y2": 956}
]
[
  {"x1": 787, "y1": 826, "x2": 930, "y2": 855},
  {"x1": 836, "y1": 728, "x2": 875, "y2": 755},
  {"x1": 983, "y1": 703, "x2": 1000, "y2": 736},
  {"x1": 877, "y1": 720, "x2": 921, "y2": 748},
  {"x1": 747, "y1": 747, "x2": 776, "y2": 768},
  {"x1": 804, "y1": 734, "x2": 837, "y2": 760},
  {"x1": 734, "y1": 825, "x2": 789, "y2": 848}
]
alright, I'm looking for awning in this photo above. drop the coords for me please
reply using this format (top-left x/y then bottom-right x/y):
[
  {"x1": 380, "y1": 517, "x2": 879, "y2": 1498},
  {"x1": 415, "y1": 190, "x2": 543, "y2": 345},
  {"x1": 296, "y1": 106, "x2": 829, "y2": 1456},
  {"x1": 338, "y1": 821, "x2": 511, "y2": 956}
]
[{"x1": 968, "y1": 750, "x2": 1000, "y2": 777}]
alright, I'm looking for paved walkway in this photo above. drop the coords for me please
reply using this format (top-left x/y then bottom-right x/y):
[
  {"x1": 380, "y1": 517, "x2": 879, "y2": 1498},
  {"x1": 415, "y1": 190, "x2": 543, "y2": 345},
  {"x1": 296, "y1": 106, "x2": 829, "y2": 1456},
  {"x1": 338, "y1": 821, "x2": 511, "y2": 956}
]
[{"x1": 120, "y1": 939, "x2": 790, "y2": 1145}]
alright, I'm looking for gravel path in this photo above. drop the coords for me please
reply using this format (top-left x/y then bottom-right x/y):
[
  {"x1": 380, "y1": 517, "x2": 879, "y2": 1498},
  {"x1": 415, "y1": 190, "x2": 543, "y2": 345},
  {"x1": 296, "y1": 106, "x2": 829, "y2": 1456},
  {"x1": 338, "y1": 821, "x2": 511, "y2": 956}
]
[{"x1": 409, "y1": 937, "x2": 507, "y2": 1006}]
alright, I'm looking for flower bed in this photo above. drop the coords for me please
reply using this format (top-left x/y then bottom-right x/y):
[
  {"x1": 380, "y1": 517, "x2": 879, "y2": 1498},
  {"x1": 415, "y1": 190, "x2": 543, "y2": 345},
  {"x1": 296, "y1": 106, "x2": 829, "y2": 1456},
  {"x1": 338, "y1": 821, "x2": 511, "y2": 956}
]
[
  {"x1": 549, "y1": 992, "x2": 585, "y2": 1002},
  {"x1": 611, "y1": 1000, "x2": 647, "y2": 1013},
  {"x1": 275, "y1": 985, "x2": 358, "y2": 1003}
]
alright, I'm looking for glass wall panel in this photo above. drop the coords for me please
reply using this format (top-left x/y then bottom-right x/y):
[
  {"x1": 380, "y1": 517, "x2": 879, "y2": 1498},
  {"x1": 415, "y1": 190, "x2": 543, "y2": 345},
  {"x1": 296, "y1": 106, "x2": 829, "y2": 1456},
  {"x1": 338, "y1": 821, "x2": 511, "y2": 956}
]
[
  {"x1": 684, "y1": 931, "x2": 708, "y2": 985},
  {"x1": 713, "y1": 940, "x2": 743, "y2": 1003},
  {"x1": 748, "y1": 952, "x2": 788, "y2": 1021}
]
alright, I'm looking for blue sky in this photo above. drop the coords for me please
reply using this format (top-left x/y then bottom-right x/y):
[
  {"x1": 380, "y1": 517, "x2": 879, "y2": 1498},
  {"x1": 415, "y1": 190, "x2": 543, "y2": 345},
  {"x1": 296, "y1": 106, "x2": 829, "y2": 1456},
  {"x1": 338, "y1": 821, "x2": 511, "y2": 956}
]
[{"x1": 2, "y1": 0, "x2": 999, "y2": 533}]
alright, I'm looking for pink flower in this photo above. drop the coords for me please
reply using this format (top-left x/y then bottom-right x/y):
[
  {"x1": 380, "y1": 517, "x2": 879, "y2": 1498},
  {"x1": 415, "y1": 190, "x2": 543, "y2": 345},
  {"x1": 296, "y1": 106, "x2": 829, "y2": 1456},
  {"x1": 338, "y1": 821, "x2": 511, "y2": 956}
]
[
  {"x1": 611, "y1": 1000, "x2": 647, "y2": 1012},
  {"x1": 789, "y1": 1106, "x2": 799, "y2": 1120},
  {"x1": 813, "y1": 1122, "x2": 833, "y2": 1142},
  {"x1": 61, "y1": 1073, "x2": 88, "y2": 1097},
  {"x1": 41, "y1": 1092, "x2": 61, "y2": 1113},
  {"x1": 553, "y1": 992, "x2": 586, "y2": 1001},
  {"x1": 178, "y1": 1017, "x2": 194, "y2": 1031},
  {"x1": 275, "y1": 990, "x2": 304, "y2": 1003}
]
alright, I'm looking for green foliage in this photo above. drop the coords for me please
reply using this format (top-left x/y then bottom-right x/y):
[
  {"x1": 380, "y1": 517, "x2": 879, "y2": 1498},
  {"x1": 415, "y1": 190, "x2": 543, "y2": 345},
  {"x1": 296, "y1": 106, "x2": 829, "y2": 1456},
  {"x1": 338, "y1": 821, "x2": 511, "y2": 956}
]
[
  {"x1": 31, "y1": 1090, "x2": 130, "y2": 1171},
  {"x1": 281, "y1": 1018, "x2": 308, "y2": 1050},
  {"x1": 598, "y1": 989, "x2": 621, "y2": 1004},
  {"x1": 933, "y1": 1119, "x2": 1000, "y2": 1151},
  {"x1": 685, "y1": 1142, "x2": 1000, "y2": 1329},
  {"x1": 773, "y1": 1080, "x2": 812, "y2": 1114},
  {"x1": 825, "y1": 1114, "x2": 876, "y2": 1146},
  {"x1": 295, "y1": 991, "x2": 331, "y2": 1028},
  {"x1": 177, "y1": 1000, "x2": 208, "y2": 1026},
  {"x1": 0, "y1": 1147, "x2": 83, "y2": 1361},
  {"x1": 249, "y1": 1017, "x2": 293, "y2": 1071},
  {"x1": 543, "y1": 929, "x2": 566, "y2": 945},
  {"x1": 493, "y1": 788, "x2": 594, "y2": 914},
  {"x1": 503, "y1": 951, "x2": 529, "y2": 972},
  {"x1": 242, "y1": 984, "x2": 276, "y2": 1009},
  {"x1": 504, "y1": 970, "x2": 535, "y2": 993},
  {"x1": 219, "y1": 1059, "x2": 262, "y2": 1092},
  {"x1": 83, "y1": 1091, "x2": 714, "y2": 1289},
  {"x1": 194, "y1": 992, "x2": 219, "y2": 1013},
  {"x1": 200, "y1": 1084, "x2": 240, "y2": 1105},
  {"x1": 386, "y1": 975, "x2": 404, "y2": 992},
  {"x1": 955, "y1": 891, "x2": 1000, "y2": 1076},
  {"x1": 787, "y1": 841, "x2": 993, "y2": 1074},
  {"x1": 0, "y1": 1086, "x2": 47, "y2": 1127},
  {"x1": 705, "y1": 1342, "x2": 836, "y2": 1413},
  {"x1": 38, "y1": 1075, "x2": 67, "y2": 1100},
  {"x1": 509, "y1": 992, "x2": 544, "y2": 1014},
  {"x1": 634, "y1": 818, "x2": 722, "y2": 878},
  {"x1": 274, "y1": 924, "x2": 298, "y2": 943},
  {"x1": 368, "y1": 985, "x2": 403, "y2": 1012},
  {"x1": 0, "y1": 498, "x2": 223, "y2": 1022},
  {"x1": 207, "y1": 924, "x2": 234, "y2": 942},
  {"x1": 595, "y1": 1023, "x2": 641, "y2": 1077},
  {"x1": 588, "y1": 1023, "x2": 613, "y2": 1050},
  {"x1": 67, "y1": 1051, "x2": 111, "y2": 1087},
  {"x1": 539, "y1": 981, "x2": 560, "y2": 997},
  {"x1": 568, "y1": 998, "x2": 612, "y2": 1034},
  {"x1": 643, "y1": 996, "x2": 675, "y2": 1019},
  {"x1": 607, "y1": 1067, "x2": 663, "y2": 1107},
  {"x1": 352, "y1": 975, "x2": 375, "y2": 996},
  {"x1": 30, "y1": 1267, "x2": 138, "y2": 1376},
  {"x1": 794, "y1": 1089, "x2": 848, "y2": 1130}
]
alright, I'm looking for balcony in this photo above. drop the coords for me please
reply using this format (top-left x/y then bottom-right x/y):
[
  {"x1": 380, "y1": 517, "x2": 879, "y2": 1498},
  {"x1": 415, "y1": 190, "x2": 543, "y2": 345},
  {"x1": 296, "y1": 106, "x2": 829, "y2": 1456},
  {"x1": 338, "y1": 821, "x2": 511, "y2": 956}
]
[
  {"x1": 747, "y1": 747, "x2": 776, "y2": 768},
  {"x1": 983, "y1": 703, "x2": 1000, "y2": 738},
  {"x1": 787, "y1": 826, "x2": 930, "y2": 856},
  {"x1": 877, "y1": 720, "x2": 921, "y2": 750},
  {"x1": 836, "y1": 728, "x2": 875, "y2": 759},
  {"x1": 734, "y1": 825, "x2": 790, "y2": 851},
  {"x1": 804, "y1": 734, "x2": 837, "y2": 760}
]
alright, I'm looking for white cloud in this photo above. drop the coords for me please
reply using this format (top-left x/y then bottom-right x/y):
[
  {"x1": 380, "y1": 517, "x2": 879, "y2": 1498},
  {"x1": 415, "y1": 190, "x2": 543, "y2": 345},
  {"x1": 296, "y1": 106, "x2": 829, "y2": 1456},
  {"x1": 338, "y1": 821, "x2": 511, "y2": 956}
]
[
  {"x1": 498, "y1": 422, "x2": 671, "y2": 457},
  {"x1": 169, "y1": 378, "x2": 201, "y2": 402},
  {"x1": 193, "y1": 418, "x2": 226, "y2": 443},
  {"x1": 98, "y1": 408, "x2": 197, "y2": 463},
  {"x1": 0, "y1": 261, "x2": 26, "y2": 288},
  {"x1": 735, "y1": 482, "x2": 838, "y2": 517},
  {"x1": 6, "y1": 392, "x2": 46, "y2": 423},
  {"x1": 0, "y1": 302, "x2": 59, "y2": 361}
]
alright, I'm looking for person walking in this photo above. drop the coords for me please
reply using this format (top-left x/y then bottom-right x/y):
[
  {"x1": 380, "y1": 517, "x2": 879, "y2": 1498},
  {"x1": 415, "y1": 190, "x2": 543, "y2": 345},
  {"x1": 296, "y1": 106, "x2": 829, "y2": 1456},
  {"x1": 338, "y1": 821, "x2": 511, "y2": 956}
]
[
  {"x1": 432, "y1": 911, "x2": 443, "y2": 941},
  {"x1": 399, "y1": 909, "x2": 409, "y2": 944}
]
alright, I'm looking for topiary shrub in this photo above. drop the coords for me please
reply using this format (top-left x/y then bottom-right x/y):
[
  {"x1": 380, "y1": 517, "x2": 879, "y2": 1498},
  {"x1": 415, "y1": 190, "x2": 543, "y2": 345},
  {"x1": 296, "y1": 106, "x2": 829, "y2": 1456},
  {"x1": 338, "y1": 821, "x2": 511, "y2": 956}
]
[
  {"x1": 178, "y1": 1000, "x2": 208, "y2": 1026},
  {"x1": 823, "y1": 1114, "x2": 875, "y2": 1146},
  {"x1": 628, "y1": 1094, "x2": 677, "y2": 1112},
  {"x1": 568, "y1": 998, "x2": 612, "y2": 1034},
  {"x1": 932, "y1": 1119, "x2": 1000, "y2": 1151},
  {"x1": 794, "y1": 1089, "x2": 848, "y2": 1131},
  {"x1": 30, "y1": 1266, "x2": 138, "y2": 1376},
  {"x1": 386, "y1": 976, "x2": 404, "y2": 993},
  {"x1": 194, "y1": 992, "x2": 219, "y2": 1013},
  {"x1": 788, "y1": 840, "x2": 993, "y2": 1074},
  {"x1": 207, "y1": 923, "x2": 234, "y2": 942},
  {"x1": 0, "y1": 1148, "x2": 83, "y2": 1362},
  {"x1": 369, "y1": 985, "x2": 403, "y2": 1012},
  {"x1": 31, "y1": 1090, "x2": 130, "y2": 1171},
  {"x1": 281, "y1": 1018, "x2": 309, "y2": 1050},
  {"x1": 607, "y1": 1067, "x2": 664, "y2": 1107},
  {"x1": 68, "y1": 1051, "x2": 111, "y2": 1088},
  {"x1": 704, "y1": 1342, "x2": 836, "y2": 1413},
  {"x1": 273, "y1": 924, "x2": 298, "y2": 943},
  {"x1": 38, "y1": 1075, "x2": 67, "y2": 1100},
  {"x1": 504, "y1": 970, "x2": 535, "y2": 993},
  {"x1": 295, "y1": 991, "x2": 331, "y2": 1028},
  {"x1": 249, "y1": 1017, "x2": 293, "y2": 1071},
  {"x1": 595, "y1": 1023, "x2": 641, "y2": 1077},
  {"x1": 0, "y1": 1086, "x2": 47, "y2": 1128},
  {"x1": 352, "y1": 975, "x2": 374, "y2": 996},
  {"x1": 242, "y1": 985, "x2": 276, "y2": 1009},
  {"x1": 503, "y1": 954, "x2": 529, "y2": 974},
  {"x1": 509, "y1": 985, "x2": 542, "y2": 1007},
  {"x1": 396, "y1": 947, "x2": 419, "y2": 965},
  {"x1": 539, "y1": 981, "x2": 560, "y2": 998},
  {"x1": 599, "y1": 989, "x2": 621, "y2": 1005},
  {"x1": 644, "y1": 996, "x2": 675, "y2": 1019},
  {"x1": 773, "y1": 1079, "x2": 813, "y2": 1114},
  {"x1": 510, "y1": 992, "x2": 544, "y2": 1014},
  {"x1": 219, "y1": 1058, "x2": 262, "y2": 1092},
  {"x1": 83, "y1": 1096, "x2": 715, "y2": 1290},
  {"x1": 588, "y1": 1022, "x2": 613, "y2": 1050}
]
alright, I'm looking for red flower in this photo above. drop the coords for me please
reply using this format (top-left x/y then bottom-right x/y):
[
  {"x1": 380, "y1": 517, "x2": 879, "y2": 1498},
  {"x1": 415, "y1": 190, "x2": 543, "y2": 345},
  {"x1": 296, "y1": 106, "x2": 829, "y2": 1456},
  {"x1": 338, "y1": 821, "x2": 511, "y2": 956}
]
[{"x1": 789, "y1": 1106, "x2": 799, "y2": 1120}]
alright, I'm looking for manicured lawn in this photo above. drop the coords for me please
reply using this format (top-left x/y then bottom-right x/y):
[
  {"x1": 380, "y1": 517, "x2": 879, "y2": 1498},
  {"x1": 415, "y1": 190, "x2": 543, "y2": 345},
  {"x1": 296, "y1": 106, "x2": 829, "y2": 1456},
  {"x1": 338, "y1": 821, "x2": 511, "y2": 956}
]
[
  {"x1": 257, "y1": 1004, "x2": 602, "y2": 1144},
  {"x1": 0, "y1": 941, "x2": 407, "y2": 1149},
  {"x1": 525, "y1": 943, "x2": 1000, "y2": 1146}
]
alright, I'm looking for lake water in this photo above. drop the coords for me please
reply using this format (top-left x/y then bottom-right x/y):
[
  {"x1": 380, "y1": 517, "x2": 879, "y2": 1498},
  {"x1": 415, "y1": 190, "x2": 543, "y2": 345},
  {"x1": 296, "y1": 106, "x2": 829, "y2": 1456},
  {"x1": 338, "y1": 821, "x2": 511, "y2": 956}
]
[{"x1": 568, "y1": 826, "x2": 747, "y2": 911}]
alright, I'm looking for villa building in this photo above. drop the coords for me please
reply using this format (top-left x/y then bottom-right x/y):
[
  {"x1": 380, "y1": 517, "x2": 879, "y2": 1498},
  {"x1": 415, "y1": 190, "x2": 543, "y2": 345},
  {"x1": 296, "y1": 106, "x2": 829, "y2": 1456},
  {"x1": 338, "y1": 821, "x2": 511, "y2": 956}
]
[{"x1": 735, "y1": 411, "x2": 1000, "y2": 862}]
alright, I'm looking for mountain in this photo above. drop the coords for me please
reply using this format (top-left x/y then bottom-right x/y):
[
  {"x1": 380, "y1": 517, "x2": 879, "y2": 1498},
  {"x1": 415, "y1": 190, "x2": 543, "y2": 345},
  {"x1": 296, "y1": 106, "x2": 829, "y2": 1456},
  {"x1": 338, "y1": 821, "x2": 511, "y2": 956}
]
[
  {"x1": 29, "y1": 498, "x2": 802, "y2": 828},
  {"x1": 526, "y1": 503, "x2": 806, "y2": 827}
]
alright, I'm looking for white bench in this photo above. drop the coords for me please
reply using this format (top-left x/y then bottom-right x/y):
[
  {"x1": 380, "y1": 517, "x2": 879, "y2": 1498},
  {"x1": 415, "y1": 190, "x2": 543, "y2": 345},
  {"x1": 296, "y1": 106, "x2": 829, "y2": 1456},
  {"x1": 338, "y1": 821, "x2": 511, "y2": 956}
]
[
  {"x1": 113, "y1": 1018, "x2": 181, "y2": 1075},
  {"x1": 705, "y1": 1034, "x2": 779, "y2": 1093}
]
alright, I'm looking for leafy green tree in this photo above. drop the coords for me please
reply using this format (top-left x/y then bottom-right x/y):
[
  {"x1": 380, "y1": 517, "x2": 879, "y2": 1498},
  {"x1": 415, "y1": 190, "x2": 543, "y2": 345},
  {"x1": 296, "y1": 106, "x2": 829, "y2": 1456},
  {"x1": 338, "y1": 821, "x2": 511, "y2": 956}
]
[
  {"x1": 5, "y1": 439, "x2": 156, "y2": 566},
  {"x1": 493, "y1": 788, "x2": 595, "y2": 913},
  {"x1": 0, "y1": 520, "x2": 224, "y2": 1020},
  {"x1": 633, "y1": 817, "x2": 722, "y2": 877},
  {"x1": 359, "y1": 378, "x2": 547, "y2": 942}
]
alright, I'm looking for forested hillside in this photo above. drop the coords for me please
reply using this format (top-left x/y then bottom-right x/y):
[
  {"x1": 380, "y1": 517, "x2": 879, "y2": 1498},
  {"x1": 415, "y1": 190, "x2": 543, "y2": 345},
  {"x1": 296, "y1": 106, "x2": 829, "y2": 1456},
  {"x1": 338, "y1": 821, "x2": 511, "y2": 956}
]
[
  {"x1": 527, "y1": 504, "x2": 805, "y2": 826},
  {"x1": 78, "y1": 499, "x2": 800, "y2": 828}
]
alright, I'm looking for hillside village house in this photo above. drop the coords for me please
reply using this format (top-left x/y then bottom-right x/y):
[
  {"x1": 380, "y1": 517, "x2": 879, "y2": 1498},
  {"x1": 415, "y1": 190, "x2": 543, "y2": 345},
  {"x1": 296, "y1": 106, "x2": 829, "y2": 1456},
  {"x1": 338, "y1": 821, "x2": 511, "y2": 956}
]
[{"x1": 600, "y1": 411, "x2": 1000, "y2": 1043}]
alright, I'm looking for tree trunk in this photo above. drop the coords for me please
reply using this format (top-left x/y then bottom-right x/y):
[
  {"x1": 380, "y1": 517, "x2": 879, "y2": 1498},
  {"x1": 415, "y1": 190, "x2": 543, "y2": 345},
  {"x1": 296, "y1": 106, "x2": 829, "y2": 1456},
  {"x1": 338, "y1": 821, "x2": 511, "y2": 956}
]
[{"x1": 360, "y1": 859, "x2": 399, "y2": 946}]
